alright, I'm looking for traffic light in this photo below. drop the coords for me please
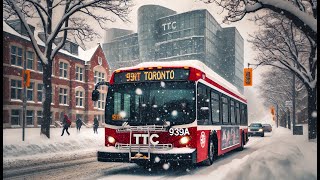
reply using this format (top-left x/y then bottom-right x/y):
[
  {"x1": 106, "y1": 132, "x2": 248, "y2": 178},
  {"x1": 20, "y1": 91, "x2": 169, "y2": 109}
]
[
  {"x1": 22, "y1": 70, "x2": 31, "y2": 88},
  {"x1": 243, "y1": 68, "x2": 252, "y2": 86},
  {"x1": 270, "y1": 106, "x2": 275, "y2": 115}
]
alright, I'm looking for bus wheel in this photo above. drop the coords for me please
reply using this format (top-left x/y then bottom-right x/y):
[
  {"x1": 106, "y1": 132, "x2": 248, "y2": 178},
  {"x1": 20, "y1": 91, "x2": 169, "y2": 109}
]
[{"x1": 203, "y1": 137, "x2": 215, "y2": 166}]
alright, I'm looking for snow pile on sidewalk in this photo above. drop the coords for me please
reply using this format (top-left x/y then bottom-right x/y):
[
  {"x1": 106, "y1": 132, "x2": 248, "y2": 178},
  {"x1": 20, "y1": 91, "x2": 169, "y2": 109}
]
[
  {"x1": 206, "y1": 126, "x2": 317, "y2": 180},
  {"x1": 3, "y1": 127, "x2": 104, "y2": 169}
]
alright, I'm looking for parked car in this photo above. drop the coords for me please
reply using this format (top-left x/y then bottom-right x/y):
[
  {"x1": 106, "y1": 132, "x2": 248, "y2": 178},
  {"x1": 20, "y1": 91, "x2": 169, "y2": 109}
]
[
  {"x1": 248, "y1": 123, "x2": 264, "y2": 137},
  {"x1": 262, "y1": 124, "x2": 272, "y2": 132}
]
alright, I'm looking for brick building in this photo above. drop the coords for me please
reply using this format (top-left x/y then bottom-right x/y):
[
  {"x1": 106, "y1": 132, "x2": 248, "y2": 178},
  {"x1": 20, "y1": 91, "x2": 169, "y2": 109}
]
[{"x1": 3, "y1": 20, "x2": 111, "y2": 128}]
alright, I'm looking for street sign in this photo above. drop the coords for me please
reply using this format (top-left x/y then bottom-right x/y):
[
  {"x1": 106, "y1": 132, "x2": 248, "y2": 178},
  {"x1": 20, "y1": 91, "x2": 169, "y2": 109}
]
[{"x1": 285, "y1": 101, "x2": 292, "y2": 107}]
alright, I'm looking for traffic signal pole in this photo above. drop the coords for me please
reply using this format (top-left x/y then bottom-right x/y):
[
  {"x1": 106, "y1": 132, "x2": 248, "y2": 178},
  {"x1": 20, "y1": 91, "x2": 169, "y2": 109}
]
[
  {"x1": 276, "y1": 103, "x2": 279, "y2": 128},
  {"x1": 22, "y1": 51, "x2": 27, "y2": 141}
]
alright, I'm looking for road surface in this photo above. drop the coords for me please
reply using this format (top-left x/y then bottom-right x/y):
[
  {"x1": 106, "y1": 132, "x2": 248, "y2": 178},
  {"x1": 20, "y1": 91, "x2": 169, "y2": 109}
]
[{"x1": 4, "y1": 132, "x2": 273, "y2": 180}]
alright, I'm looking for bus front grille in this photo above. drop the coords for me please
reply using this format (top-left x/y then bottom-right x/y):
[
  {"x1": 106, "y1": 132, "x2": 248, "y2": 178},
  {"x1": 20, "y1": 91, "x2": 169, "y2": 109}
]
[{"x1": 115, "y1": 143, "x2": 173, "y2": 151}]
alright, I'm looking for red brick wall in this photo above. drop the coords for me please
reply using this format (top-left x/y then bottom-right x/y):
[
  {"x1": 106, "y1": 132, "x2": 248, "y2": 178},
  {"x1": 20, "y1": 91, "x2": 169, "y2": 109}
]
[{"x1": 3, "y1": 32, "x2": 110, "y2": 127}]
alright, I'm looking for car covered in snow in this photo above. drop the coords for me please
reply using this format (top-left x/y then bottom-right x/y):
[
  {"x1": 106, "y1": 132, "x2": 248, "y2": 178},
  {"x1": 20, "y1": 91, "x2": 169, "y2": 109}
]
[
  {"x1": 248, "y1": 123, "x2": 264, "y2": 137},
  {"x1": 262, "y1": 124, "x2": 272, "y2": 132}
]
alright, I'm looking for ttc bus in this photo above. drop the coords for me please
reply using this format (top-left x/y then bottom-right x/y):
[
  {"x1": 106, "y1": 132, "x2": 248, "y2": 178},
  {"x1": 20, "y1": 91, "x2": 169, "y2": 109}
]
[{"x1": 92, "y1": 60, "x2": 249, "y2": 167}]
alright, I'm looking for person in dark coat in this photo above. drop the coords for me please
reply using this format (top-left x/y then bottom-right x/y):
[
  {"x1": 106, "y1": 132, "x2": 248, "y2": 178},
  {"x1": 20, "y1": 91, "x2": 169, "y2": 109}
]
[
  {"x1": 61, "y1": 114, "x2": 71, "y2": 136},
  {"x1": 76, "y1": 118, "x2": 83, "y2": 132},
  {"x1": 93, "y1": 117, "x2": 99, "y2": 134}
]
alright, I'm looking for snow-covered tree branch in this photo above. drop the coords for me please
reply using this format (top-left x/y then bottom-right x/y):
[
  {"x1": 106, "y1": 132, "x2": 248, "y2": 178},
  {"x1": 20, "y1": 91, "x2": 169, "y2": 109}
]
[
  {"x1": 250, "y1": 12, "x2": 317, "y2": 139},
  {"x1": 3, "y1": 0, "x2": 132, "y2": 138},
  {"x1": 203, "y1": 0, "x2": 317, "y2": 41}
]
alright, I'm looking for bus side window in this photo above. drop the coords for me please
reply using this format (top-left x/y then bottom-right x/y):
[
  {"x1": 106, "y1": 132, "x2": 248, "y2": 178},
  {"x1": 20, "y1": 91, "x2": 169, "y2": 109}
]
[
  {"x1": 221, "y1": 95, "x2": 229, "y2": 124},
  {"x1": 197, "y1": 83, "x2": 210, "y2": 125},
  {"x1": 235, "y1": 101, "x2": 240, "y2": 125},
  {"x1": 230, "y1": 99, "x2": 236, "y2": 125},
  {"x1": 211, "y1": 90, "x2": 220, "y2": 124}
]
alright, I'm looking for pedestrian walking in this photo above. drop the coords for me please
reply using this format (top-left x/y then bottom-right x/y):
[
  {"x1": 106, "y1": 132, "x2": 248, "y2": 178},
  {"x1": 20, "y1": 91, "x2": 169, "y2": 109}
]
[
  {"x1": 93, "y1": 117, "x2": 99, "y2": 134},
  {"x1": 76, "y1": 117, "x2": 83, "y2": 132},
  {"x1": 61, "y1": 114, "x2": 71, "y2": 136}
]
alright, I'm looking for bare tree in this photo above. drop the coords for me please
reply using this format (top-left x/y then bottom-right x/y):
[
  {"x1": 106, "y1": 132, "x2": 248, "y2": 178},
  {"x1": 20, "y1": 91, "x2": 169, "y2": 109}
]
[
  {"x1": 249, "y1": 12, "x2": 317, "y2": 139},
  {"x1": 3, "y1": 0, "x2": 132, "y2": 138},
  {"x1": 259, "y1": 68, "x2": 308, "y2": 124},
  {"x1": 202, "y1": 0, "x2": 317, "y2": 41}
]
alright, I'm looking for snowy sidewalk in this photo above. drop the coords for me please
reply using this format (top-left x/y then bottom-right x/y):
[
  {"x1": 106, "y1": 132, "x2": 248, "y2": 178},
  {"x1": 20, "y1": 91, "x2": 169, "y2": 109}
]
[
  {"x1": 175, "y1": 125, "x2": 317, "y2": 180},
  {"x1": 3, "y1": 127, "x2": 104, "y2": 169}
]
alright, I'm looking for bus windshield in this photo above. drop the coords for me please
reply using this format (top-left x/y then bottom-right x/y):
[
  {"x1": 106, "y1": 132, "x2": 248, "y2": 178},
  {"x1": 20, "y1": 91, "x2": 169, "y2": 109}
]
[{"x1": 105, "y1": 81, "x2": 195, "y2": 126}]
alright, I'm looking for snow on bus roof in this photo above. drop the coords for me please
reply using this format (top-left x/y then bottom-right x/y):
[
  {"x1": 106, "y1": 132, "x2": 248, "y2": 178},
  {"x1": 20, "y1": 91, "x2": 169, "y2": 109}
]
[{"x1": 117, "y1": 60, "x2": 245, "y2": 99}]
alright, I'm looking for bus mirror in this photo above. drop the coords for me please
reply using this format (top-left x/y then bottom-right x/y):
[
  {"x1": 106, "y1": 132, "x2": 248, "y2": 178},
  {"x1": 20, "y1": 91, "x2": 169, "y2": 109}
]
[
  {"x1": 200, "y1": 107, "x2": 209, "y2": 111},
  {"x1": 92, "y1": 90, "x2": 100, "y2": 101}
]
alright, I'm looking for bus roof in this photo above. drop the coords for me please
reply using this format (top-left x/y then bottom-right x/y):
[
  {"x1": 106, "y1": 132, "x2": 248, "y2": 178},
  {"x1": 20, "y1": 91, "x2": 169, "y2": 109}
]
[{"x1": 116, "y1": 60, "x2": 246, "y2": 102}]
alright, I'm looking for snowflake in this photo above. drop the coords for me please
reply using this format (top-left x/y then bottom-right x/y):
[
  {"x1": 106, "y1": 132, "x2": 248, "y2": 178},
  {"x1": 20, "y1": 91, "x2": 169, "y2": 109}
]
[
  {"x1": 160, "y1": 81, "x2": 166, "y2": 87},
  {"x1": 135, "y1": 88, "x2": 143, "y2": 95},
  {"x1": 163, "y1": 163, "x2": 170, "y2": 170},
  {"x1": 171, "y1": 110, "x2": 178, "y2": 116},
  {"x1": 119, "y1": 111, "x2": 126, "y2": 118},
  {"x1": 312, "y1": 111, "x2": 317, "y2": 118},
  {"x1": 148, "y1": 168, "x2": 151, "y2": 171},
  {"x1": 154, "y1": 156, "x2": 160, "y2": 163}
]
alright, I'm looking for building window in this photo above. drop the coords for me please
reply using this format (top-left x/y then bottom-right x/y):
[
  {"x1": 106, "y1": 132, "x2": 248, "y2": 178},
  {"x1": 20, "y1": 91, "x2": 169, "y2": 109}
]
[
  {"x1": 76, "y1": 66, "x2": 84, "y2": 81},
  {"x1": 59, "y1": 88, "x2": 68, "y2": 105},
  {"x1": 37, "y1": 83, "x2": 43, "y2": 102},
  {"x1": 37, "y1": 58, "x2": 43, "y2": 72},
  {"x1": 11, "y1": 109, "x2": 20, "y2": 125},
  {"x1": 59, "y1": 61, "x2": 68, "y2": 78},
  {"x1": 76, "y1": 90, "x2": 84, "y2": 107},
  {"x1": 94, "y1": 93, "x2": 105, "y2": 109},
  {"x1": 26, "y1": 51, "x2": 34, "y2": 69},
  {"x1": 27, "y1": 110, "x2": 34, "y2": 125},
  {"x1": 37, "y1": 110, "x2": 43, "y2": 125},
  {"x1": 11, "y1": 79, "x2": 22, "y2": 100},
  {"x1": 94, "y1": 71, "x2": 105, "y2": 90},
  {"x1": 27, "y1": 82, "x2": 34, "y2": 101},
  {"x1": 11, "y1": 46, "x2": 23, "y2": 66}
]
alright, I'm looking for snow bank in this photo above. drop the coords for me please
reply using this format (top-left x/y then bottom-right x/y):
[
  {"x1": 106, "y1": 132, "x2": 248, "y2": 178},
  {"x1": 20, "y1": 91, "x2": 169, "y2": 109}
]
[
  {"x1": 3, "y1": 127, "x2": 104, "y2": 169},
  {"x1": 176, "y1": 125, "x2": 317, "y2": 180}
]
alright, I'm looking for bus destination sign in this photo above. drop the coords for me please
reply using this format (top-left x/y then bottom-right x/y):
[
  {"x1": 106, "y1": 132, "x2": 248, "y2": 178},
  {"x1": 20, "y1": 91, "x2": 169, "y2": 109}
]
[{"x1": 114, "y1": 69, "x2": 190, "y2": 83}]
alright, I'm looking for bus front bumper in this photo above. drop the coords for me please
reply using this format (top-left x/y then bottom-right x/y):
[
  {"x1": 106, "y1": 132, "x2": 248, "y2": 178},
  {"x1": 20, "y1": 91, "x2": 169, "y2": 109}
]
[{"x1": 97, "y1": 146, "x2": 197, "y2": 164}]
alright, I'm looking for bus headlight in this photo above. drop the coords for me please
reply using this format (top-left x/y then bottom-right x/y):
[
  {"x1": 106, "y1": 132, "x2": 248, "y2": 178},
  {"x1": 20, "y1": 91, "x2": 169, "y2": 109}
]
[
  {"x1": 108, "y1": 136, "x2": 116, "y2": 144},
  {"x1": 179, "y1": 136, "x2": 190, "y2": 145},
  {"x1": 259, "y1": 129, "x2": 263, "y2": 132}
]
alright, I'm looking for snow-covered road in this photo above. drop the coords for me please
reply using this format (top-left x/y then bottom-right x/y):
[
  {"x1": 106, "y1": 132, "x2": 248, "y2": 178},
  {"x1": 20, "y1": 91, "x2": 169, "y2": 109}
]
[
  {"x1": 3, "y1": 126, "x2": 317, "y2": 180},
  {"x1": 4, "y1": 135, "x2": 263, "y2": 180}
]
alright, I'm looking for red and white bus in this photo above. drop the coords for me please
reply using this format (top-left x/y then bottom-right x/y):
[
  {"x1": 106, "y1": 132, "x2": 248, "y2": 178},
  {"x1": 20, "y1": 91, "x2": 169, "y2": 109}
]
[{"x1": 92, "y1": 60, "x2": 248, "y2": 167}]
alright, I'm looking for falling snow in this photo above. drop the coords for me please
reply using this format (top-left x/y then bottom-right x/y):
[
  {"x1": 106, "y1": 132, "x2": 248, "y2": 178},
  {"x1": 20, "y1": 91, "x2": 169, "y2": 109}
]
[
  {"x1": 135, "y1": 88, "x2": 143, "y2": 95},
  {"x1": 163, "y1": 163, "x2": 170, "y2": 170},
  {"x1": 311, "y1": 111, "x2": 317, "y2": 118},
  {"x1": 171, "y1": 110, "x2": 178, "y2": 116},
  {"x1": 154, "y1": 156, "x2": 160, "y2": 163}
]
